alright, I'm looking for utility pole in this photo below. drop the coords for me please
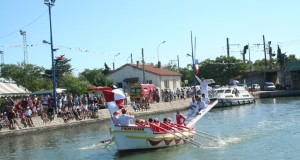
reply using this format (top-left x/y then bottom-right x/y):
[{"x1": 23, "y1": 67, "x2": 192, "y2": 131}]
[
  {"x1": 170, "y1": 55, "x2": 180, "y2": 68},
  {"x1": 263, "y1": 35, "x2": 267, "y2": 69},
  {"x1": 20, "y1": 30, "x2": 28, "y2": 64},
  {"x1": 226, "y1": 38, "x2": 230, "y2": 57},
  {"x1": 226, "y1": 38, "x2": 240, "y2": 57},
  {"x1": 142, "y1": 48, "x2": 146, "y2": 84},
  {"x1": 130, "y1": 53, "x2": 133, "y2": 64},
  {"x1": 268, "y1": 41, "x2": 273, "y2": 69},
  {"x1": 248, "y1": 43, "x2": 253, "y2": 92}
]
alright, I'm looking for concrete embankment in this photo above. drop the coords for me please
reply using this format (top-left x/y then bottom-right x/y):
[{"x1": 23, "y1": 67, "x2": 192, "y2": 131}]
[
  {"x1": 253, "y1": 90, "x2": 300, "y2": 98},
  {"x1": 0, "y1": 98, "x2": 191, "y2": 138}
]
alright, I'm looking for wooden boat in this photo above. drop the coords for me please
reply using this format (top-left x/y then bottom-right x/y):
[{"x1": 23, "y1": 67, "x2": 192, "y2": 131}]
[{"x1": 109, "y1": 100, "x2": 218, "y2": 152}]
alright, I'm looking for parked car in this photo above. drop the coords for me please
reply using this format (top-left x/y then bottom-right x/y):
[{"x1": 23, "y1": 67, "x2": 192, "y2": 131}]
[
  {"x1": 248, "y1": 84, "x2": 261, "y2": 92},
  {"x1": 263, "y1": 82, "x2": 276, "y2": 91}
]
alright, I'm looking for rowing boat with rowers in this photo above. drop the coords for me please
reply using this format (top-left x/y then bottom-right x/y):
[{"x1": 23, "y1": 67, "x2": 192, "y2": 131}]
[{"x1": 100, "y1": 87, "x2": 218, "y2": 152}]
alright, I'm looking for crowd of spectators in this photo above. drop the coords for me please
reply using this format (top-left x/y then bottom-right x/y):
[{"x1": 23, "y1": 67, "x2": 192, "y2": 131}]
[{"x1": 0, "y1": 93, "x2": 105, "y2": 131}]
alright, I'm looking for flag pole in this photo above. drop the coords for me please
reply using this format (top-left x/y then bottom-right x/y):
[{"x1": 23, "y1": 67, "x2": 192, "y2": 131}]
[{"x1": 191, "y1": 31, "x2": 197, "y2": 97}]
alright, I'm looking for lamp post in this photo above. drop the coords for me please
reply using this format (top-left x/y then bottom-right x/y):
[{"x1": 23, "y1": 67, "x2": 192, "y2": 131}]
[
  {"x1": 187, "y1": 53, "x2": 197, "y2": 97},
  {"x1": 113, "y1": 53, "x2": 120, "y2": 70},
  {"x1": 157, "y1": 41, "x2": 166, "y2": 64},
  {"x1": 44, "y1": 0, "x2": 57, "y2": 113}
]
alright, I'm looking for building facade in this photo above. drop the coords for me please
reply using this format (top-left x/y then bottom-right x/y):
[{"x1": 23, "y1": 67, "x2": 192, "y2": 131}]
[{"x1": 107, "y1": 63, "x2": 182, "y2": 93}]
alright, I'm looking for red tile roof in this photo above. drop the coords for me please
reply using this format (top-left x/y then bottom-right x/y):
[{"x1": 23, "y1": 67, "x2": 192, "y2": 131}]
[{"x1": 112, "y1": 64, "x2": 182, "y2": 76}]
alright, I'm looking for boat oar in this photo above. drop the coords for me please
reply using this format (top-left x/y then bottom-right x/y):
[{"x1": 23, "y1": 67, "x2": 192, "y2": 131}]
[
  {"x1": 158, "y1": 123, "x2": 203, "y2": 147},
  {"x1": 104, "y1": 137, "x2": 114, "y2": 148},
  {"x1": 169, "y1": 124, "x2": 223, "y2": 144},
  {"x1": 151, "y1": 123, "x2": 202, "y2": 147},
  {"x1": 195, "y1": 130, "x2": 219, "y2": 139},
  {"x1": 194, "y1": 130, "x2": 225, "y2": 144}
]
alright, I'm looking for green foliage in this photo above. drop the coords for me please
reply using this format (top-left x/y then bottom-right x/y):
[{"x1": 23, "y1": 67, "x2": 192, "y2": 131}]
[
  {"x1": 163, "y1": 62, "x2": 178, "y2": 72},
  {"x1": 102, "y1": 63, "x2": 111, "y2": 75},
  {"x1": 287, "y1": 54, "x2": 297, "y2": 62},
  {"x1": 178, "y1": 66, "x2": 193, "y2": 86},
  {"x1": 1, "y1": 63, "x2": 51, "y2": 91},
  {"x1": 60, "y1": 73, "x2": 89, "y2": 95},
  {"x1": 44, "y1": 55, "x2": 73, "y2": 88},
  {"x1": 80, "y1": 68, "x2": 113, "y2": 87},
  {"x1": 252, "y1": 59, "x2": 267, "y2": 71},
  {"x1": 193, "y1": 56, "x2": 247, "y2": 85},
  {"x1": 179, "y1": 56, "x2": 249, "y2": 85}
]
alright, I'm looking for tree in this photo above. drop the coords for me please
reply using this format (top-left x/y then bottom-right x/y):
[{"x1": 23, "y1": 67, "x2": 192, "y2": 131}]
[
  {"x1": 276, "y1": 45, "x2": 286, "y2": 68},
  {"x1": 163, "y1": 62, "x2": 178, "y2": 72},
  {"x1": 197, "y1": 56, "x2": 247, "y2": 85},
  {"x1": 178, "y1": 65, "x2": 194, "y2": 86},
  {"x1": 1, "y1": 63, "x2": 51, "y2": 91},
  {"x1": 102, "y1": 63, "x2": 111, "y2": 75},
  {"x1": 252, "y1": 59, "x2": 266, "y2": 71},
  {"x1": 60, "y1": 73, "x2": 90, "y2": 95},
  {"x1": 44, "y1": 55, "x2": 73, "y2": 88},
  {"x1": 80, "y1": 68, "x2": 113, "y2": 87}
]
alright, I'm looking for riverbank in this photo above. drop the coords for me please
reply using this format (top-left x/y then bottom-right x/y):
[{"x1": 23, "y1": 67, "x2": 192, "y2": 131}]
[
  {"x1": 0, "y1": 98, "x2": 191, "y2": 138},
  {"x1": 252, "y1": 89, "x2": 300, "y2": 98}
]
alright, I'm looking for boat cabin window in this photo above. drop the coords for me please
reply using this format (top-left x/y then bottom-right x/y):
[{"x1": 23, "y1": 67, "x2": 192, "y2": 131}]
[
  {"x1": 225, "y1": 89, "x2": 232, "y2": 93},
  {"x1": 216, "y1": 90, "x2": 224, "y2": 93}
]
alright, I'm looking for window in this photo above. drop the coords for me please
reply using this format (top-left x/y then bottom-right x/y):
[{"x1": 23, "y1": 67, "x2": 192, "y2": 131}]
[
  {"x1": 146, "y1": 80, "x2": 153, "y2": 84},
  {"x1": 173, "y1": 80, "x2": 176, "y2": 90},
  {"x1": 164, "y1": 80, "x2": 169, "y2": 89}
]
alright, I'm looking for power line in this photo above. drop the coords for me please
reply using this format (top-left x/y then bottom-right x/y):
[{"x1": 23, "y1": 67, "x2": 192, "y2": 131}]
[{"x1": 0, "y1": 10, "x2": 47, "y2": 39}]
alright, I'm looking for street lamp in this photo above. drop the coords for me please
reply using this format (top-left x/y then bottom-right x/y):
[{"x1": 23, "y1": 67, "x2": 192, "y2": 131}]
[
  {"x1": 157, "y1": 41, "x2": 166, "y2": 64},
  {"x1": 113, "y1": 53, "x2": 120, "y2": 70},
  {"x1": 44, "y1": 0, "x2": 57, "y2": 113},
  {"x1": 187, "y1": 53, "x2": 197, "y2": 97}
]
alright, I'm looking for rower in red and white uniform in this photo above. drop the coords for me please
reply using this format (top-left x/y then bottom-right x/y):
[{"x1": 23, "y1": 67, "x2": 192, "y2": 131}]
[{"x1": 176, "y1": 111, "x2": 186, "y2": 126}]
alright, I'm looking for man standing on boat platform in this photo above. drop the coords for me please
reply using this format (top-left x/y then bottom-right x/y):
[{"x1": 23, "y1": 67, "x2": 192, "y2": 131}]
[
  {"x1": 201, "y1": 94, "x2": 210, "y2": 104},
  {"x1": 119, "y1": 108, "x2": 135, "y2": 126},
  {"x1": 199, "y1": 78, "x2": 209, "y2": 98},
  {"x1": 195, "y1": 96, "x2": 206, "y2": 114}
]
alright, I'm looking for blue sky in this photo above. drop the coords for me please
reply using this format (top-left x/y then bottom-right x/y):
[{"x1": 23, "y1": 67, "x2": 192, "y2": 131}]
[{"x1": 1, "y1": 0, "x2": 300, "y2": 75}]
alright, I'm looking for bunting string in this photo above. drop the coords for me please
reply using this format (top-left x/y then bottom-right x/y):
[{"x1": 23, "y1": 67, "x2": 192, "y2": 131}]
[{"x1": 0, "y1": 43, "x2": 106, "y2": 54}]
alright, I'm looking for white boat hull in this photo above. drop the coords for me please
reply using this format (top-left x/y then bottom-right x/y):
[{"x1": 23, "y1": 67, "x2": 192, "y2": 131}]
[
  {"x1": 211, "y1": 97, "x2": 255, "y2": 107},
  {"x1": 210, "y1": 86, "x2": 255, "y2": 107},
  {"x1": 111, "y1": 125, "x2": 195, "y2": 151}
]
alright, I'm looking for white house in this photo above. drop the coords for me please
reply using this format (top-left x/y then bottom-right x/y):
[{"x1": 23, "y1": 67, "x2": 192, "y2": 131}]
[{"x1": 107, "y1": 63, "x2": 182, "y2": 93}]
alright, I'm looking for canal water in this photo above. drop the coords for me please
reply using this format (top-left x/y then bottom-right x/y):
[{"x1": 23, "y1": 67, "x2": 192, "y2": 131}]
[{"x1": 1, "y1": 97, "x2": 300, "y2": 160}]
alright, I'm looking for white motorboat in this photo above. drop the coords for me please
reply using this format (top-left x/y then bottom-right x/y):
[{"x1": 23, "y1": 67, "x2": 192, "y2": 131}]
[{"x1": 209, "y1": 86, "x2": 255, "y2": 107}]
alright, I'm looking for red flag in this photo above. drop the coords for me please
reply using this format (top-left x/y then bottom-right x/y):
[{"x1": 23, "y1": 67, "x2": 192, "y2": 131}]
[
  {"x1": 194, "y1": 64, "x2": 199, "y2": 74},
  {"x1": 102, "y1": 89, "x2": 125, "y2": 114},
  {"x1": 57, "y1": 55, "x2": 65, "y2": 61}
]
